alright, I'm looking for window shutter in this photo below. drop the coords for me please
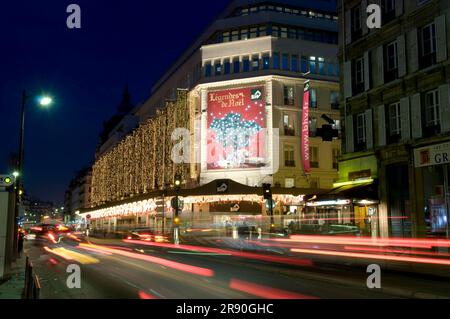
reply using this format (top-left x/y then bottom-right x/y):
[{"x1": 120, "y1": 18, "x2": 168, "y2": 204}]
[
  {"x1": 345, "y1": 115, "x2": 354, "y2": 153},
  {"x1": 400, "y1": 97, "x2": 411, "y2": 141},
  {"x1": 364, "y1": 51, "x2": 371, "y2": 91},
  {"x1": 411, "y1": 93, "x2": 422, "y2": 139},
  {"x1": 377, "y1": 105, "x2": 386, "y2": 147},
  {"x1": 395, "y1": 0, "x2": 404, "y2": 17},
  {"x1": 439, "y1": 84, "x2": 450, "y2": 133},
  {"x1": 345, "y1": 10, "x2": 352, "y2": 45},
  {"x1": 362, "y1": 0, "x2": 368, "y2": 35},
  {"x1": 408, "y1": 28, "x2": 419, "y2": 73},
  {"x1": 436, "y1": 15, "x2": 448, "y2": 63},
  {"x1": 365, "y1": 109, "x2": 373, "y2": 149},
  {"x1": 374, "y1": 46, "x2": 384, "y2": 86},
  {"x1": 397, "y1": 35, "x2": 406, "y2": 77},
  {"x1": 344, "y1": 61, "x2": 352, "y2": 98}
]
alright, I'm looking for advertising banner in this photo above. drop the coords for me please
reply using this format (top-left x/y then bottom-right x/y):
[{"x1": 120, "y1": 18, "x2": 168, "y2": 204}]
[
  {"x1": 302, "y1": 81, "x2": 311, "y2": 173},
  {"x1": 207, "y1": 86, "x2": 266, "y2": 170}
]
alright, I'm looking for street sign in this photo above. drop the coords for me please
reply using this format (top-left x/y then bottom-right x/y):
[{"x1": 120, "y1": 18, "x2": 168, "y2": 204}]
[{"x1": 0, "y1": 175, "x2": 14, "y2": 187}]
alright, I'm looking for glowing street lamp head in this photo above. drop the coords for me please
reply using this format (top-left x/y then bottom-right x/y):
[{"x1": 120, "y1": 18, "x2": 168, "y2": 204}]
[
  {"x1": 38, "y1": 96, "x2": 53, "y2": 106},
  {"x1": 12, "y1": 171, "x2": 19, "y2": 178}
]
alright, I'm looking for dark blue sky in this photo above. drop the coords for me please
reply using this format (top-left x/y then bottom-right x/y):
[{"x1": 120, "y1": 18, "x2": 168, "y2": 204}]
[{"x1": 0, "y1": 0, "x2": 229, "y2": 204}]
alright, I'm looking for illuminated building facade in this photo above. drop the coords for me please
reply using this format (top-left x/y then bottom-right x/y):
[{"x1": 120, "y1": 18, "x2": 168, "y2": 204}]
[{"x1": 85, "y1": 0, "x2": 342, "y2": 233}]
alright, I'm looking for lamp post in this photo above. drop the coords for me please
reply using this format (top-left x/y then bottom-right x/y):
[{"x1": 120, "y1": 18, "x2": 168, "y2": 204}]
[
  {"x1": 13, "y1": 90, "x2": 52, "y2": 259},
  {"x1": 173, "y1": 175, "x2": 181, "y2": 245}
]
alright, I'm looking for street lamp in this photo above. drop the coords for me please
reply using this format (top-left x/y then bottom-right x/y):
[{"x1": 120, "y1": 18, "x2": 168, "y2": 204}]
[
  {"x1": 13, "y1": 89, "x2": 53, "y2": 260},
  {"x1": 173, "y1": 174, "x2": 182, "y2": 245}
]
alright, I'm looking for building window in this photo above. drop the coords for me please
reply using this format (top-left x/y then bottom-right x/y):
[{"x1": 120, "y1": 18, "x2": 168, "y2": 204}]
[
  {"x1": 310, "y1": 147, "x2": 319, "y2": 168},
  {"x1": 332, "y1": 119, "x2": 341, "y2": 138},
  {"x1": 309, "y1": 56, "x2": 317, "y2": 74},
  {"x1": 205, "y1": 62, "x2": 212, "y2": 77},
  {"x1": 284, "y1": 145, "x2": 295, "y2": 167},
  {"x1": 282, "y1": 54, "x2": 289, "y2": 70},
  {"x1": 424, "y1": 89, "x2": 440, "y2": 136},
  {"x1": 243, "y1": 57, "x2": 250, "y2": 72},
  {"x1": 281, "y1": 27, "x2": 288, "y2": 38},
  {"x1": 388, "y1": 102, "x2": 401, "y2": 137},
  {"x1": 224, "y1": 60, "x2": 231, "y2": 75},
  {"x1": 233, "y1": 58, "x2": 240, "y2": 73},
  {"x1": 318, "y1": 57, "x2": 326, "y2": 75},
  {"x1": 263, "y1": 54, "x2": 270, "y2": 69},
  {"x1": 259, "y1": 25, "x2": 267, "y2": 37},
  {"x1": 215, "y1": 62, "x2": 222, "y2": 76},
  {"x1": 284, "y1": 86, "x2": 295, "y2": 106},
  {"x1": 382, "y1": 0, "x2": 396, "y2": 24},
  {"x1": 332, "y1": 149, "x2": 340, "y2": 170},
  {"x1": 352, "y1": 57, "x2": 365, "y2": 94},
  {"x1": 384, "y1": 40, "x2": 398, "y2": 82},
  {"x1": 351, "y1": 5, "x2": 362, "y2": 41},
  {"x1": 291, "y1": 55, "x2": 299, "y2": 72},
  {"x1": 330, "y1": 91, "x2": 340, "y2": 110},
  {"x1": 250, "y1": 27, "x2": 258, "y2": 38},
  {"x1": 419, "y1": 22, "x2": 437, "y2": 69},
  {"x1": 301, "y1": 56, "x2": 308, "y2": 73},
  {"x1": 222, "y1": 32, "x2": 230, "y2": 42},
  {"x1": 273, "y1": 52, "x2": 280, "y2": 69},
  {"x1": 356, "y1": 113, "x2": 366, "y2": 146},
  {"x1": 283, "y1": 114, "x2": 295, "y2": 136},
  {"x1": 240, "y1": 28, "x2": 249, "y2": 40},
  {"x1": 309, "y1": 88, "x2": 317, "y2": 108},
  {"x1": 231, "y1": 30, "x2": 239, "y2": 41},
  {"x1": 309, "y1": 117, "x2": 318, "y2": 136},
  {"x1": 252, "y1": 56, "x2": 259, "y2": 70},
  {"x1": 327, "y1": 62, "x2": 335, "y2": 76}
]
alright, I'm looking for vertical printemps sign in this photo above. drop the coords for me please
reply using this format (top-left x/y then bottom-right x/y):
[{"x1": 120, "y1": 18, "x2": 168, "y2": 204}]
[{"x1": 302, "y1": 81, "x2": 311, "y2": 174}]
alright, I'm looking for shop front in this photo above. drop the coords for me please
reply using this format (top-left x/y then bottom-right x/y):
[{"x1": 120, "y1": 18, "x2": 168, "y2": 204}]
[{"x1": 414, "y1": 141, "x2": 450, "y2": 238}]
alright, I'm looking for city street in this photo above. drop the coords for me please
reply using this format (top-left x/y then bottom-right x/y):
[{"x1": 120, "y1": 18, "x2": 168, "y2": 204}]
[{"x1": 24, "y1": 234, "x2": 450, "y2": 299}]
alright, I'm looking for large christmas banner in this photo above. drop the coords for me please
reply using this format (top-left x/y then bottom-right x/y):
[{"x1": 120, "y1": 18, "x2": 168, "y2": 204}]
[{"x1": 207, "y1": 86, "x2": 266, "y2": 170}]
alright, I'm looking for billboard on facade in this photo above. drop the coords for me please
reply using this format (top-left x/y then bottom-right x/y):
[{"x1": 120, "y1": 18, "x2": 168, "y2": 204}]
[{"x1": 207, "y1": 86, "x2": 266, "y2": 170}]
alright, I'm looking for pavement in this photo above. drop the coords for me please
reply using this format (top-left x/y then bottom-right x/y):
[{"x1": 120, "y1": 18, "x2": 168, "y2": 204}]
[{"x1": 0, "y1": 255, "x2": 26, "y2": 299}]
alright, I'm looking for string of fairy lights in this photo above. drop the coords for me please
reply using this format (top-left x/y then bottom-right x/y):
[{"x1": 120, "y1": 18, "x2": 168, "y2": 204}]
[{"x1": 91, "y1": 91, "x2": 190, "y2": 207}]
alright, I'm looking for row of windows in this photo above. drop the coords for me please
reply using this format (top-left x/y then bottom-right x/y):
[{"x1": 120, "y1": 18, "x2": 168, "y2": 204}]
[
  {"x1": 235, "y1": 3, "x2": 338, "y2": 22},
  {"x1": 282, "y1": 86, "x2": 340, "y2": 109},
  {"x1": 352, "y1": 88, "x2": 442, "y2": 152},
  {"x1": 283, "y1": 145, "x2": 340, "y2": 170},
  {"x1": 349, "y1": 20, "x2": 442, "y2": 95},
  {"x1": 204, "y1": 54, "x2": 340, "y2": 78},
  {"x1": 283, "y1": 113, "x2": 341, "y2": 138},
  {"x1": 219, "y1": 24, "x2": 338, "y2": 44}
]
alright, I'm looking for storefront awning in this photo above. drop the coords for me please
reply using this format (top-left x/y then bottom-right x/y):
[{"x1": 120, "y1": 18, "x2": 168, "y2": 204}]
[{"x1": 305, "y1": 180, "x2": 378, "y2": 202}]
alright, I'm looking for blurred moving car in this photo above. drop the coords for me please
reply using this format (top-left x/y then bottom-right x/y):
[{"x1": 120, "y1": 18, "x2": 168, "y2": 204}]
[{"x1": 124, "y1": 228, "x2": 169, "y2": 242}]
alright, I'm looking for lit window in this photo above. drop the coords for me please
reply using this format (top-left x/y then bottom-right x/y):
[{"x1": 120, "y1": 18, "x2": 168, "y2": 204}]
[
  {"x1": 309, "y1": 88, "x2": 317, "y2": 108},
  {"x1": 284, "y1": 86, "x2": 295, "y2": 106}
]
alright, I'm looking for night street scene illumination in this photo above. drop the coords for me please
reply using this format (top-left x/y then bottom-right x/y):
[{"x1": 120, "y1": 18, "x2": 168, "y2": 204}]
[{"x1": 1, "y1": 0, "x2": 450, "y2": 311}]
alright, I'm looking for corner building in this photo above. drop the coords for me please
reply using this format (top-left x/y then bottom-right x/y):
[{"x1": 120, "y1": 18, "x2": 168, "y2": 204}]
[{"x1": 85, "y1": 0, "x2": 343, "y2": 234}]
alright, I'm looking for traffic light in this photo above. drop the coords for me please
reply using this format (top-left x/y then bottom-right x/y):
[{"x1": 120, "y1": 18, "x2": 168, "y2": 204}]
[
  {"x1": 316, "y1": 124, "x2": 339, "y2": 142},
  {"x1": 262, "y1": 183, "x2": 272, "y2": 200},
  {"x1": 173, "y1": 216, "x2": 180, "y2": 225}
]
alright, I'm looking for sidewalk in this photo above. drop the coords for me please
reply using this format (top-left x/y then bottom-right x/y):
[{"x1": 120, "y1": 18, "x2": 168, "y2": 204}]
[{"x1": 0, "y1": 256, "x2": 25, "y2": 299}]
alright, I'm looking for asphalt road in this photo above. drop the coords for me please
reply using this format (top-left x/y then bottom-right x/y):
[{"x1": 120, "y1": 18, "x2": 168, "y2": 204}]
[{"x1": 23, "y1": 235, "x2": 450, "y2": 299}]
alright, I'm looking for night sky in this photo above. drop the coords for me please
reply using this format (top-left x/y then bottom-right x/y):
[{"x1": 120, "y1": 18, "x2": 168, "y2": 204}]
[{"x1": 0, "y1": 0, "x2": 229, "y2": 204}]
